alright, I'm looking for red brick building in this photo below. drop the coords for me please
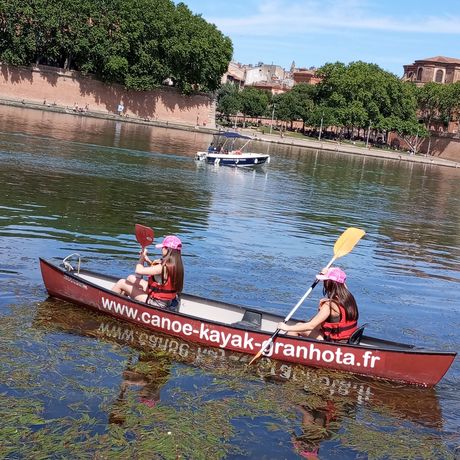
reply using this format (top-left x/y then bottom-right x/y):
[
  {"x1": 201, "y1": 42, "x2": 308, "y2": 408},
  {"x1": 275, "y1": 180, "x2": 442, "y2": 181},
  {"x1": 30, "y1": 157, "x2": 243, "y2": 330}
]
[
  {"x1": 402, "y1": 56, "x2": 460, "y2": 85},
  {"x1": 399, "y1": 56, "x2": 460, "y2": 159}
]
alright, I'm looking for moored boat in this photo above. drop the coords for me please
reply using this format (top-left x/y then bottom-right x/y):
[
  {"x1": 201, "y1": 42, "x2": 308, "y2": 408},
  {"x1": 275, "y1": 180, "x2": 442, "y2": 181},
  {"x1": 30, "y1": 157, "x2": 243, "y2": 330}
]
[
  {"x1": 195, "y1": 131, "x2": 270, "y2": 167},
  {"x1": 39, "y1": 255, "x2": 456, "y2": 387}
]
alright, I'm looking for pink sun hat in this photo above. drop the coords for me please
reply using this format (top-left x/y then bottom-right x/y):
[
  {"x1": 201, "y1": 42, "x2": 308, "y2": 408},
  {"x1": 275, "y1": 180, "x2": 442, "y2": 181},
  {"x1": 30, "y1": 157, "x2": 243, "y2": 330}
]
[
  {"x1": 316, "y1": 267, "x2": 346, "y2": 283},
  {"x1": 155, "y1": 235, "x2": 182, "y2": 251}
]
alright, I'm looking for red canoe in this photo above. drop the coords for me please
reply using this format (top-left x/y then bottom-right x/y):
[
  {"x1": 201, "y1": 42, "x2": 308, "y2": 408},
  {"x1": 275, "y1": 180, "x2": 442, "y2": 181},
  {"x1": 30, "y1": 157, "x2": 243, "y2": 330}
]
[{"x1": 39, "y1": 256, "x2": 456, "y2": 387}]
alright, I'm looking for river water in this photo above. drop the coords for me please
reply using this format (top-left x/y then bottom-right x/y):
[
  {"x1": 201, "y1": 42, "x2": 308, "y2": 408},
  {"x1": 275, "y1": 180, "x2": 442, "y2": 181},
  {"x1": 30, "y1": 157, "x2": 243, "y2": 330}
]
[{"x1": 1, "y1": 105, "x2": 459, "y2": 459}]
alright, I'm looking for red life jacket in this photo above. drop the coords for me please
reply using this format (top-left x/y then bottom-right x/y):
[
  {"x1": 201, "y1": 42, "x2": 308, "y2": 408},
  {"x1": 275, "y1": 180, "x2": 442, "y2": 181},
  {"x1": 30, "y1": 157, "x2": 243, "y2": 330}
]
[
  {"x1": 321, "y1": 304, "x2": 357, "y2": 341},
  {"x1": 147, "y1": 265, "x2": 177, "y2": 301}
]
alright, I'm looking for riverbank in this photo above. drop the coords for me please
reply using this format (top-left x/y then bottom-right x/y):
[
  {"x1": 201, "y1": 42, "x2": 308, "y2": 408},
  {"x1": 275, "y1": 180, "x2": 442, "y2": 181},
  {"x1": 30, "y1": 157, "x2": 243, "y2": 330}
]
[
  {"x1": 1, "y1": 97, "x2": 459, "y2": 170},
  {"x1": 246, "y1": 128, "x2": 460, "y2": 169},
  {"x1": 0, "y1": 97, "x2": 213, "y2": 134}
]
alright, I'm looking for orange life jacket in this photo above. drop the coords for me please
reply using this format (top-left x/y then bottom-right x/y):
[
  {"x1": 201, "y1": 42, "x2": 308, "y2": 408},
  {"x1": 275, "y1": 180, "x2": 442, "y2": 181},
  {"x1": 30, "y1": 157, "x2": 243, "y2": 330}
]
[
  {"x1": 147, "y1": 264, "x2": 177, "y2": 301},
  {"x1": 321, "y1": 304, "x2": 357, "y2": 341}
]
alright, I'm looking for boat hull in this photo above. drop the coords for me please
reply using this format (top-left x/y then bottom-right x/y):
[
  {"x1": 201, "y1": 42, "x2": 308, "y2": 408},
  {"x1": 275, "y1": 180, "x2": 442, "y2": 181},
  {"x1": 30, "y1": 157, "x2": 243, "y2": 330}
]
[
  {"x1": 196, "y1": 151, "x2": 270, "y2": 167},
  {"x1": 39, "y1": 258, "x2": 456, "y2": 387}
]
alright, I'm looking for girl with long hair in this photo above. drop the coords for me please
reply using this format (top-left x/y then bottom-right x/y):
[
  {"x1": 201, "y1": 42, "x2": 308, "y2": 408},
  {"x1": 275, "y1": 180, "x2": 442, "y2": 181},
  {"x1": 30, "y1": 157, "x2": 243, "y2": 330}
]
[
  {"x1": 277, "y1": 267, "x2": 358, "y2": 342},
  {"x1": 112, "y1": 235, "x2": 184, "y2": 310}
]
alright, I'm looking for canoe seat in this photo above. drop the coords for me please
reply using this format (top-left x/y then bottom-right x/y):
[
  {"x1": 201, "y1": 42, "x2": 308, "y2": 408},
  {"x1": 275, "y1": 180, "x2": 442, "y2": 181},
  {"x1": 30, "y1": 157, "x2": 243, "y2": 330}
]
[
  {"x1": 347, "y1": 323, "x2": 368, "y2": 345},
  {"x1": 232, "y1": 310, "x2": 262, "y2": 330}
]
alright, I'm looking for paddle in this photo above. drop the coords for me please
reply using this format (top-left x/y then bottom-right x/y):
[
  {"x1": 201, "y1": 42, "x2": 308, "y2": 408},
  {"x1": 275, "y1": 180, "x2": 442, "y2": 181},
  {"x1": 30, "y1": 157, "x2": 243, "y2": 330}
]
[
  {"x1": 134, "y1": 224, "x2": 155, "y2": 275},
  {"x1": 135, "y1": 224, "x2": 154, "y2": 249},
  {"x1": 248, "y1": 227, "x2": 365, "y2": 365}
]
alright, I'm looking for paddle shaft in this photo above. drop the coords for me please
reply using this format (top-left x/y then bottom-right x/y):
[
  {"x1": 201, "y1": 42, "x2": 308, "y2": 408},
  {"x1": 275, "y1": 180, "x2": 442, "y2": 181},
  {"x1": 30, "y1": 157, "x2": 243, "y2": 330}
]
[{"x1": 259, "y1": 256, "x2": 336, "y2": 356}]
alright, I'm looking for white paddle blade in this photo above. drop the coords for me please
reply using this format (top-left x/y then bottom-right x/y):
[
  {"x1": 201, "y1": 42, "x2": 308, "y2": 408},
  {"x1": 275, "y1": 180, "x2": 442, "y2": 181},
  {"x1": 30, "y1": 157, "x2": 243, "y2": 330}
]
[{"x1": 333, "y1": 227, "x2": 365, "y2": 259}]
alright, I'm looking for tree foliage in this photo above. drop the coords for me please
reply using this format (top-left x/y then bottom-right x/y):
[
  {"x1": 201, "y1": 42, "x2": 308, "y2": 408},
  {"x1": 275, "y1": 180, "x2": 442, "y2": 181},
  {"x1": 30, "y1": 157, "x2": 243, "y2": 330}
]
[
  {"x1": 239, "y1": 87, "x2": 269, "y2": 118},
  {"x1": 380, "y1": 116, "x2": 428, "y2": 152},
  {"x1": 315, "y1": 61, "x2": 417, "y2": 131},
  {"x1": 273, "y1": 84, "x2": 315, "y2": 128},
  {"x1": 216, "y1": 82, "x2": 241, "y2": 117},
  {"x1": 216, "y1": 85, "x2": 270, "y2": 120},
  {"x1": 417, "y1": 81, "x2": 460, "y2": 127},
  {"x1": 0, "y1": 0, "x2": 233, "y2": 93}
]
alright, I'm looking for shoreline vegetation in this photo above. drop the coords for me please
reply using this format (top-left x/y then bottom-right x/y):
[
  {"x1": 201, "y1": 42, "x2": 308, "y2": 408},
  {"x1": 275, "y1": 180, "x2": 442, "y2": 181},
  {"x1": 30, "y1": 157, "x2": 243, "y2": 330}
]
[{"x1": 1, "y1": 96, "x2": 459, "y2": 170}]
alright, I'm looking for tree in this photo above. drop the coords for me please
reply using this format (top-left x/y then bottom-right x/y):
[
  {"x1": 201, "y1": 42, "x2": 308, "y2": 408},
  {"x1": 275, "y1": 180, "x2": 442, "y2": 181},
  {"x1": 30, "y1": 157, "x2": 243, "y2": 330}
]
[
  {"x1": 270, "y1": 83, "x2": 314, "y2": 131},
  {"x1": 272, "y1": 92, "x2": 294, "y2": 126},
  {"x1": 439, "y1": 82, "x2": 460, "y2": 128},
  {"x1": 216, "y1": 82, "x2": 242, "y2": 120},
  {"x1": 272, "y1": 84, "x2": 315, "y2": 130},
  {"x1": 166, "y1": 3, "x2": 233, "y2": 93},
  {"x1": 0, "y1": 0, "x2": 233, "y2": 94},
  {"x1": 309, "y1": 105, "x2": 337, "y2": 133},
  {"x1": 291, "y1": 84, "x2": 315, "y2": 127},
  {"x1": 380, "y1": 116, "x2": 428, "y2": 153},
  {"x1": 315, "y1": 61, "x2": 417, "y2": 135},
  {"x1": 416, "y1": 82, "x2": 445, "y2": 128},
  {"x1": 239, "y1": 87, "x2": 269, "y2": 119}
]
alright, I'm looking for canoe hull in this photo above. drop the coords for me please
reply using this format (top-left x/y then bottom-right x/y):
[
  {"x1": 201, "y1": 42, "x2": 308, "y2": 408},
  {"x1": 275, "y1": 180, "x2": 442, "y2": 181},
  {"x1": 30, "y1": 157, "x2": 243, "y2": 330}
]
[
  {"x1": 39, "y1": 258, "x2": 456, "y2": 387},
  {"x1": 34, "y1": 301, "x2": 445, "y2": 429}
]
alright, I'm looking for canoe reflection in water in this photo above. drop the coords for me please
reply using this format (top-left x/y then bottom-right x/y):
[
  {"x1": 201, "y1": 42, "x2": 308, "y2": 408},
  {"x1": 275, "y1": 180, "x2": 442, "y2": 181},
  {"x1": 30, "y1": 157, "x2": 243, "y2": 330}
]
[
  {"x1": 292, "y1": 400, "x2": 337, "y2": 459},
  {"x1": 264, "y1": 362, "x2": 444, "y2": 458},
  {"x1": 33, "y1": 299, "x2": 444, "y2": 436},
  {"x1": 265, "y1": 368, "x2": 355, "y2": 459},
  {"x1": 109, "y1": 353, "x2": 171, "y2": 425}
]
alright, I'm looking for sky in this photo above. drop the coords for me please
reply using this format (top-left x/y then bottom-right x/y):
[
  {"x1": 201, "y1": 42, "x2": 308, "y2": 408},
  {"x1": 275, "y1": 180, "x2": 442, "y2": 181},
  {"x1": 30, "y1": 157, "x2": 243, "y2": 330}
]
[{"x1": 181, "y1": 0, "x2": 460, "y2": 77}]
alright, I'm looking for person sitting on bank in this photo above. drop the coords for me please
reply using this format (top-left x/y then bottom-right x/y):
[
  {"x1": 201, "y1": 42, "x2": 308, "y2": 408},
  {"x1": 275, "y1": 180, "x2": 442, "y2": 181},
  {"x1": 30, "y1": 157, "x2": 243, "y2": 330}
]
[
  {"x1": 112, "y1": 235, "x2": 184, "y2": 310},
  {"x1": 277, "y1": 267, "x2": 358, "y2": 342}
]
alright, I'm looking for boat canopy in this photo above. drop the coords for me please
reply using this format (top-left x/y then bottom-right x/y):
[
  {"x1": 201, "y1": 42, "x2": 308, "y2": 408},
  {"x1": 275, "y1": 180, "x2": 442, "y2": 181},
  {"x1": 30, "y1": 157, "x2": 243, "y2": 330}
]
[{"x1": 214, "y1": 131, "x2": 253, "y2": 140}]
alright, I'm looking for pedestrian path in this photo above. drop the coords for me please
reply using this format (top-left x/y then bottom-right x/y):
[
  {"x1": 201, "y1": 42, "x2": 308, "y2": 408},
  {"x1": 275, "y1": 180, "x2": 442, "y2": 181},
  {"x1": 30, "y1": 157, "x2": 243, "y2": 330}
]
[{"x1": 242, "y1": 129, "x2": 460, "y2": 170}]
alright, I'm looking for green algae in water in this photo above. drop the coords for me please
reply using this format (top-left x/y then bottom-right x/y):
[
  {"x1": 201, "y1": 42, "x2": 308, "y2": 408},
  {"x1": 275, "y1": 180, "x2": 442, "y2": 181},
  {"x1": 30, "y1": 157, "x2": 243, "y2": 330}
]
[
  {"x1": 1, "y1": 301, "x2": 458, "y2": 459},
  {"x1": 339, "y1": 410, "x2": 455, "y2": 460}
]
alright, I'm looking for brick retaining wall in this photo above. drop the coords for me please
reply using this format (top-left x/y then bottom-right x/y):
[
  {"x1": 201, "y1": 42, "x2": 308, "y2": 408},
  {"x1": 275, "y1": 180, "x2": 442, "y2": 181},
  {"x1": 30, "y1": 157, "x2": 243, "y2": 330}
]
[{"x1": 0, "y1": 64, "x2": 215, "y2": 128}]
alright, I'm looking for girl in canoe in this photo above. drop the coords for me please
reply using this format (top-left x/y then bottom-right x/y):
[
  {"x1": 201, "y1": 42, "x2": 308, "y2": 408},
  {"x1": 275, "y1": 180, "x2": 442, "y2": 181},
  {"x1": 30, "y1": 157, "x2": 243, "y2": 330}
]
[
  {"x1": 112, "y1": 235, "x2": 184, "y2": 310},
  {"x1": 277, "y1": 267, "x2": 358, "y2": 342}
]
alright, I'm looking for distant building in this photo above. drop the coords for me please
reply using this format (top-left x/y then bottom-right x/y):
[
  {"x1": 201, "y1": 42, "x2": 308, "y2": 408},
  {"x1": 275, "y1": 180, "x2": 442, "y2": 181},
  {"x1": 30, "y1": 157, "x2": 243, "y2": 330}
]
[
  {"x1": 221, "y1": 61, "x2": 245, "y2": 87},
  {"x1": 402, "y1": 56, "x2": 460, "y2": 85},
  {"x1": 248, "y1": 81, "x2": 292, "y2": 95},
  {"x1": 221, "y1": 61, "x2": 294, "y2": 93},
  {"x1": 244, "y1": 64, "x2": 286, "y2": 86},
  {"x1": 292, "y1": 68, "x2": 322, "y2": 85},
  {"x1": 221, "y1": 60, "x2": 324, "y2": 93}
]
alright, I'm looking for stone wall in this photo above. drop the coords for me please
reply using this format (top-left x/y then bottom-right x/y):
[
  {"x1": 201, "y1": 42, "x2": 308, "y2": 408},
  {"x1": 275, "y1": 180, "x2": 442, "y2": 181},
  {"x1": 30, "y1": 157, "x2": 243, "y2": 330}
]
[
  {"x1": 420, "y1": 135, "x2": 460, "y2": 162},
  {"x1": 387, "y1": 131, "x2": 460, "y2": 162},
  {"x1": 0, "y1": 64, "x2": 215, "y2": 127}
]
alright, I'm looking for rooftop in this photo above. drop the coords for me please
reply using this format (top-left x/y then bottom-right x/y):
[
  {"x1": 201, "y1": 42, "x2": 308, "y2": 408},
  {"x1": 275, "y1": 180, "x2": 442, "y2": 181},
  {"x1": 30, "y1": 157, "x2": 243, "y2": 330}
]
[{"x1": 416, "y1": 56, "x2": 460, "y2": 65}]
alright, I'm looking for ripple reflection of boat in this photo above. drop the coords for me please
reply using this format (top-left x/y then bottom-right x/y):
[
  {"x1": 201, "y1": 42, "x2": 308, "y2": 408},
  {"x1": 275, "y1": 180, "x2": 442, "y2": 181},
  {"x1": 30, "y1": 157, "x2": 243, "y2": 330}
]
[
  {"x1": 263, "y1": 361, "x2": 443, "y2": 430},
  {"x1": 33, "y1": 298, "x2": 444, "y2": 429}
]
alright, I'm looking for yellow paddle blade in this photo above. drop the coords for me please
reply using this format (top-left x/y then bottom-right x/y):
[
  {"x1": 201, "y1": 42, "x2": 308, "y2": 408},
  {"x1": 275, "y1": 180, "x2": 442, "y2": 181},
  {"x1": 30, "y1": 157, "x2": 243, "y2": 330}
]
[
  {"x1": 333, "y1": 227, "x2": 365, "y2": 259},
  {"x1": 249, "y1": 350, "x2": 263, "y2": 365}
]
